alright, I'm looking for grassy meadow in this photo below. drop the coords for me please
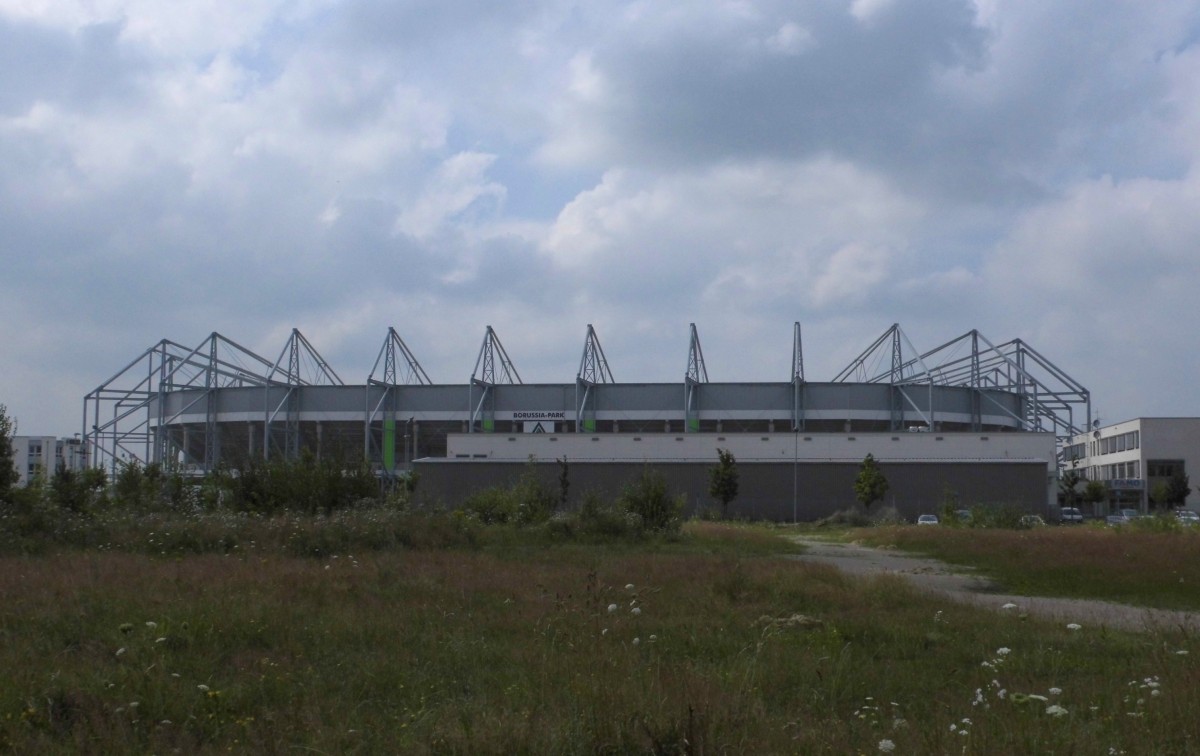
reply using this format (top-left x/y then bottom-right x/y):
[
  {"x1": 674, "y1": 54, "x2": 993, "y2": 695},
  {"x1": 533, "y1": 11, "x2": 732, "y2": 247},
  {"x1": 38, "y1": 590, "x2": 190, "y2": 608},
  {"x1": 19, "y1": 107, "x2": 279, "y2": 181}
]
[{"x1": 1, "y1": 511, "x2": 1199, "y2": 754}]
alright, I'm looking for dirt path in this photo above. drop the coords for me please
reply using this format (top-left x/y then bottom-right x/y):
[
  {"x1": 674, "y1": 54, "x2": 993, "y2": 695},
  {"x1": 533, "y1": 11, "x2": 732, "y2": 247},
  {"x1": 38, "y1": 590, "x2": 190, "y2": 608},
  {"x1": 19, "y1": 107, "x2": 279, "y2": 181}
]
[{"x1": 789, "y1": 536, "x2": 1200, "y2": 633}]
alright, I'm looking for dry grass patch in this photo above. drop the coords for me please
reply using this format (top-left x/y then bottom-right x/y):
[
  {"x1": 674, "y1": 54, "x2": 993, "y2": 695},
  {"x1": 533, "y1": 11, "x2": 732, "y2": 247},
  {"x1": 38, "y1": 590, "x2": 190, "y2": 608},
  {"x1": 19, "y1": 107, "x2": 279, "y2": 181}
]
[{"x1": 856, "y1": 524, "x2": 1200, "y2": 610}]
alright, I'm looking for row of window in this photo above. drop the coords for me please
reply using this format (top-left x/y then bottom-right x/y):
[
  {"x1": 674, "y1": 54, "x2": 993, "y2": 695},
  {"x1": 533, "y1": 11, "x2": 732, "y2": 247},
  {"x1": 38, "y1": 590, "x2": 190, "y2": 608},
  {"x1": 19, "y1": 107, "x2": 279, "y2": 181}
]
[
  {"x1": 1075, "y1": 459, "x2": 1186, "y2": 482},
  {"x1": 1066, "y1": 431, "x2": 1142, "y2": 462},
  {"x1": 1096, "y1": 461, "x2": 1139, "y2": 481},
  {"x1": 1096, "y1": 431, "x2": 1139, "y2": 456}
]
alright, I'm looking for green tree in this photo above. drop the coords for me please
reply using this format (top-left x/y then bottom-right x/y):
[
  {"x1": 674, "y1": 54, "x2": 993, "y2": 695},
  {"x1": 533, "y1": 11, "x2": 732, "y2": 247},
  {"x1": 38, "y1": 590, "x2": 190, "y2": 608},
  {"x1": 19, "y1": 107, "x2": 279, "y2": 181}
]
[
  {"x1": 1081, "y1": 480, "x2": 1108, "y2": 512},
  {"x1": 1059, "y1": 467, "x2": 1082, "y2": 508},
  {"x1": 1165, "y1": 472, "x2": 1191, "y2": 508},
  {"x1": 0, "y1": 404, "x2": 18, "y2": 498},
  {"x1": 557, "y1": 456, "x2": 570, "y2": 509},
  {"x1": 854, "y1": 453, "x2": 889, "y2": 511},
  {"x1": 1150, "y1": 481, "x2": 1171, "y2": 510},
  {"x1": 708, "y1": 448, "x2": 739, "y2": 519}
]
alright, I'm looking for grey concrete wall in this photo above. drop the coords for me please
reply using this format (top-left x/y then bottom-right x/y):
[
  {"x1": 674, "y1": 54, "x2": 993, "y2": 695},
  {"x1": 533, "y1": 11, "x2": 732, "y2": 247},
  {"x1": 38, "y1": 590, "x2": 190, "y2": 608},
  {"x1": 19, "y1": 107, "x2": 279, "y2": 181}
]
[{"x1": 411, "y1": 459, "x2": 1051, "y2": 522}]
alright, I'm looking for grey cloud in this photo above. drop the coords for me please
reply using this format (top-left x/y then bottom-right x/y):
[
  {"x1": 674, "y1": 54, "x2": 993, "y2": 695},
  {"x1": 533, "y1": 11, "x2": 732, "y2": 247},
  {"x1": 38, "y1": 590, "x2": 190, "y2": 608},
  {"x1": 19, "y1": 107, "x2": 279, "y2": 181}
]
[
  {"x1": 581, "y1": 2, "x2": 988, "y2": 167},
  {"x1": 0, "y1": 19, "x2": 146, "y2": 115},
  {"x1": 555, "y1": 1, "x2": 1195, "y2": 205}
]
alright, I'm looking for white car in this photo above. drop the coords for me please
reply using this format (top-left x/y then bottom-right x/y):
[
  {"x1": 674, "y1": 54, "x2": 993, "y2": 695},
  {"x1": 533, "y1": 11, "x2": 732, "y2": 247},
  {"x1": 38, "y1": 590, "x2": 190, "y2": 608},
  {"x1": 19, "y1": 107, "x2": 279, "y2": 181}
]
[
  {"x1": 1059, "y1": 507, "x2": 1083, "y2": 524},
  {"x1": 1175, "y1": 510, "x2": 1200, "y2": 526},
  {"x1": 917, "y1": 514, "x2": 940, "y2": 526}
]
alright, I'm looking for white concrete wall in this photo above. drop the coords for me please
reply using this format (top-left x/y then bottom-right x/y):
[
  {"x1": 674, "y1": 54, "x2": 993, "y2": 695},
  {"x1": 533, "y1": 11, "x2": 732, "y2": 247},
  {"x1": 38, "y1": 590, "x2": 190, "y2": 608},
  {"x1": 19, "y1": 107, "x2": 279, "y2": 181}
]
[{"x1": 448, "y1": 431, "x2": 1056, "y2": 464}]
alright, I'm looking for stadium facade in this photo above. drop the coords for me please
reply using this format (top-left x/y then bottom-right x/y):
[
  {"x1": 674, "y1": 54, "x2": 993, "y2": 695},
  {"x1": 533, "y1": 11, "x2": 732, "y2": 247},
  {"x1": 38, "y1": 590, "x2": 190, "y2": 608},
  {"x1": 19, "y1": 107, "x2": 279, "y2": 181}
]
[{"x1": 83, "y1": 323, "x2": 1090, "y2": 520}]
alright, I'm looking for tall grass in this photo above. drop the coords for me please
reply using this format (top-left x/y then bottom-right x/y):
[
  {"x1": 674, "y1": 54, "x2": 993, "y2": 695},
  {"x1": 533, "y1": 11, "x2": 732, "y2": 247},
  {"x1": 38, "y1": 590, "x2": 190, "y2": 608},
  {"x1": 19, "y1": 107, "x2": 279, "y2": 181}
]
[{"x1": 0, "y1": 522, "x2": 1197, "y2": 753}]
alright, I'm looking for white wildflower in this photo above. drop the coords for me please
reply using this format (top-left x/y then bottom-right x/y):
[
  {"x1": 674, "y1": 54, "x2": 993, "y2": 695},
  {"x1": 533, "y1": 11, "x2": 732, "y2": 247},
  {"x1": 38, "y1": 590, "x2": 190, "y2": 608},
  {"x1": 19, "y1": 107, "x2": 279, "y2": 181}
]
[
  {"x1": 197, "y1": 684, "x2": 210, "y2": 692},
  {"x1": 632, "y1": 637, "x2": 640, "y2": 646},
  {"x1": 625, "y1": 584, "x2": 635, "y2": 590},
  {"x1": 145, "y1": 621, "x2": 157, "y2": 630},
  {"x1": 631, "y1": 607, "x2": 641, "y2": 616},
  {"x1": 607, "y1": 603, "x2": 618, "y2": 613},
  {"x1": 1049, "y1": 687, "x2": 1062, "y2": 696},
  {"x1": 878, "y1": 739, "x2": 896, "y2": 753},
  {"x1": 1175, "y1": 650, "x2": 1189, "y2": 656},
  {"x1": 996, "y1": 647, "x2": 1011, "y2": 655},
  {"x1": 1045, "y1": 704, "x2": 1068, "y2": 717},
  {"x1": 115, "y1": 647, "x2": 126, "y2": 657},
  {"x1": 1067, "y1": 623, "x2": 1082, "y2": 631}
]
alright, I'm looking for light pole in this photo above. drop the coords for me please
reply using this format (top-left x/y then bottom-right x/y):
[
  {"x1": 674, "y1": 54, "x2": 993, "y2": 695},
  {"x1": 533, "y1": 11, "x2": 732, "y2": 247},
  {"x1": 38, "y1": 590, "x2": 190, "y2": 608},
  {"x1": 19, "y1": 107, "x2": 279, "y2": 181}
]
[{"x1": 792, "y1": 427, "x2": 799, "y2": 525}]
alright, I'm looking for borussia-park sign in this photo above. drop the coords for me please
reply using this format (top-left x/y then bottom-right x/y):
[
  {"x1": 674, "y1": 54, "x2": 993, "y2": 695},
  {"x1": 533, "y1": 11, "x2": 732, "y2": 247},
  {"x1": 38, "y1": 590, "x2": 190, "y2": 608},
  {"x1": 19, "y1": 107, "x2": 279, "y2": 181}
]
[{"x1": 507, "y1": 411, "x2": 568, "y2": 421}]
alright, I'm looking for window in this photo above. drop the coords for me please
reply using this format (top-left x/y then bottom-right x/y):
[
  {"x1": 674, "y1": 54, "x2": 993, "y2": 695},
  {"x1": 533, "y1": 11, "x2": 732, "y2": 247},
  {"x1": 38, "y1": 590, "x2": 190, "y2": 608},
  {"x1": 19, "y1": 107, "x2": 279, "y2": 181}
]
[{"x1": 1147, "y1": 459, "x2": 1185, "y2": 478}]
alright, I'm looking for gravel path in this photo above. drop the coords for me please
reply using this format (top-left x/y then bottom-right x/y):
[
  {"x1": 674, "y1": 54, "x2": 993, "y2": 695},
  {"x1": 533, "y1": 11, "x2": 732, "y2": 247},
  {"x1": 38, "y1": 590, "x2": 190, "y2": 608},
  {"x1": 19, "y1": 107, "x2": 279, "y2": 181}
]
[{"x1": 789, "y1": 536, "x2": 1200, "y2": 633}]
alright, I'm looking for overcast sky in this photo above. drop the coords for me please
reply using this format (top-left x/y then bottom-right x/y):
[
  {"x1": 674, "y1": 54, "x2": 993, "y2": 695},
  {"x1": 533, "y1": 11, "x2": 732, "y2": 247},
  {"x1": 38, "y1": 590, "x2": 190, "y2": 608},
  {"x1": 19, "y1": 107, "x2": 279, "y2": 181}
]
[{"x1": 4, "y1": 0, "x2": 1200, "y2": 437}]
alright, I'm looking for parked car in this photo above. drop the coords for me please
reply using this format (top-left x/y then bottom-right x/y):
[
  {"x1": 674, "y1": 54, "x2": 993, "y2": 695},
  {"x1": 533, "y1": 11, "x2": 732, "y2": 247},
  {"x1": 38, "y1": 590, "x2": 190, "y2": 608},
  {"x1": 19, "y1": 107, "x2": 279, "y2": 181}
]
[
  {"x1": 955, "y1": 509, "x2": 973, "y2": 523},
  {"x1": 917, "y1": 514, "x2": 940, "y2": 526},
  {"x1": 1106, "y1": 513, "x2": 1131, "y2": 526},
  {"x1": 1019, "y1": 514, "x2": 1046, "y2": 528},
  {"x1": 1119, "y1": 508, "x2": 1141, "y2": 519},
  {"x1": 1175, "y1": 510, "x2": 1200, "y2": 526},
  {"x1": 1059, "y1": 507, "x2": 1084, "y2": 524}
]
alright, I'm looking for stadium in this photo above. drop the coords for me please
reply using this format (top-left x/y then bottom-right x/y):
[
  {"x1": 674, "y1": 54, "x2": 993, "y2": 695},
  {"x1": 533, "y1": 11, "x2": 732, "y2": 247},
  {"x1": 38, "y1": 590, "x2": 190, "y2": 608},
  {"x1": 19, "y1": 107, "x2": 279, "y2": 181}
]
[{"x1": 83, "y1": 323, "x2": 1090, "y2": 520}]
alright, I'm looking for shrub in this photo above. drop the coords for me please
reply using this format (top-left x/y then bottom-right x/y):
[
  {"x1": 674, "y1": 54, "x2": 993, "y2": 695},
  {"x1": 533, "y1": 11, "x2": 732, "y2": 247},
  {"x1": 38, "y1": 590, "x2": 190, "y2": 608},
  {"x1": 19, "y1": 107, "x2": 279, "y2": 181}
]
[
  {"x1": 576, "y1": 490, "x2": 644, "y2": 538},
  {"x1": 464, "y1": 485, "x2": 520, "y2": 524},
  {"x1": 815, "y1": 508, "x2": 871, "y2": 528},
  {"x1": 871, "y1": 505, "x2": 904, "y2": 525},
  {"x1": 1128, "y1": 513, "x2": 1183, "y2": 533},
  {"x1": 618, "y1": 468, "x2": 684, "y2": 533},
  {"x1": 966, "y1": 503, "x2": 1025, "y2": 529},
  {"x1": 462, "y1": 463, "x2": 557, "y2": 527}
]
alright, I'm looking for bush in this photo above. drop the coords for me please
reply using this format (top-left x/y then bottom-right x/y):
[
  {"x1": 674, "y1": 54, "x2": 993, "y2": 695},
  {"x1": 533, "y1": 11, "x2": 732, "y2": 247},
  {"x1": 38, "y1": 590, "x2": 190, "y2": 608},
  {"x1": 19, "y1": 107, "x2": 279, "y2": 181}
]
[
  {"x1": 815, "y1": 508, "x2": 871, "y2": 528},
  {"x1": 965, "y1": 504, "x2": 1025, "y2": 529},
  {"x1": 1128, "y1": 513, "x2": 1184, "y2": 533},
  {"x1": 462, "y1": 463, "x2": 557, "y2": 527},
  {"x1": 871, "y1": 505, "x2": 905, "y2": 525},
  {"x1": 464, "y1": 485, "x2": 521, "y2": 525},
  {"x1": 577, "y1": 491, "x2": 645, "y2": 538},
  {"x1": 618, "y1": 469, "x2": 684, "y2": 533},
  {"x1": 214, "y1": 451, "x2": 380, "y2": 515}
]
